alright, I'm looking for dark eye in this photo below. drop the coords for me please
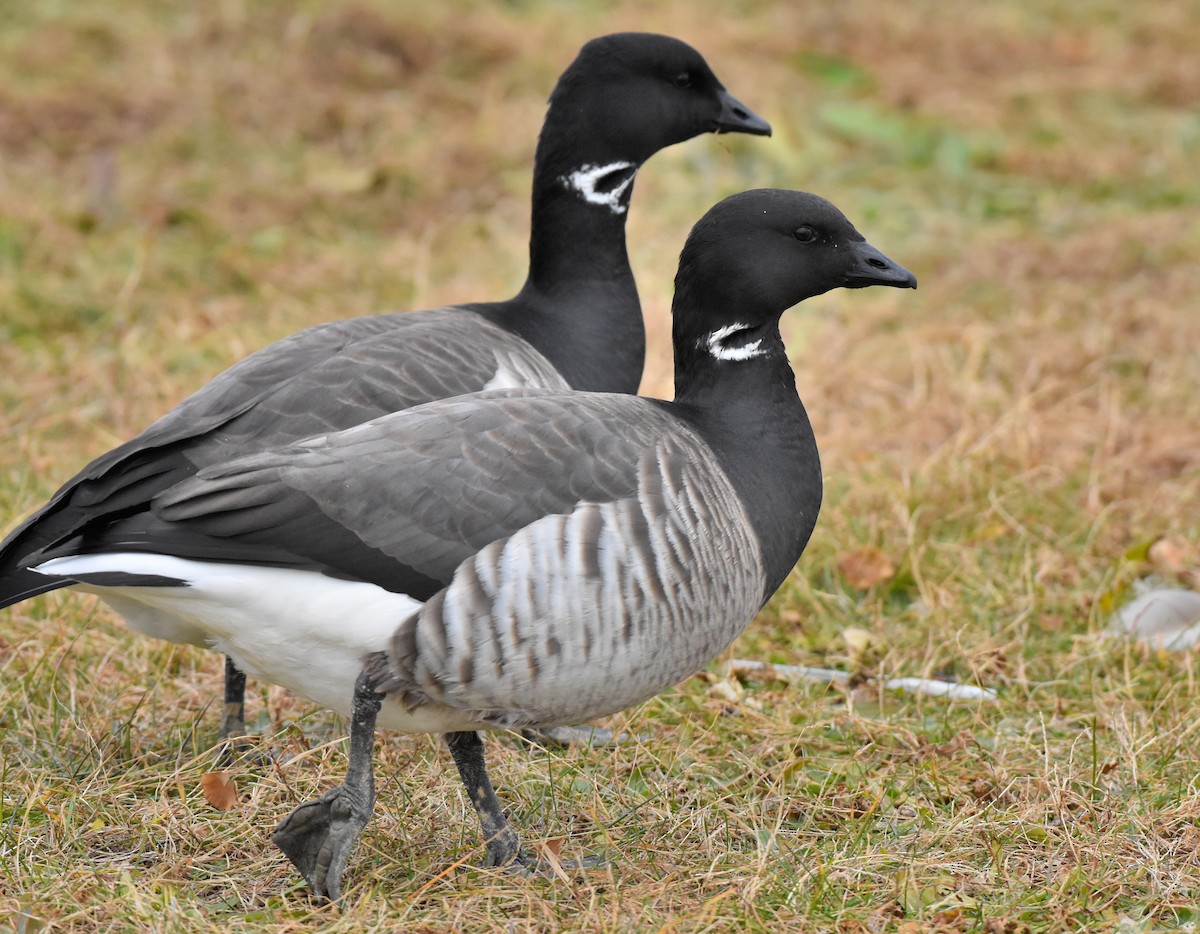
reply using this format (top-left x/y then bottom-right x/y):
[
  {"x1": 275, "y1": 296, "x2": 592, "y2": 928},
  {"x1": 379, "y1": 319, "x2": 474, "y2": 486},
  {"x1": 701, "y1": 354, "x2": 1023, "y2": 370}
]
[
  {"x1": 673, "y1": 72, "x2": 693, "y2": 88},
  {"x1": 792, "y1": 226, "x2": 818, "y2": 243}
]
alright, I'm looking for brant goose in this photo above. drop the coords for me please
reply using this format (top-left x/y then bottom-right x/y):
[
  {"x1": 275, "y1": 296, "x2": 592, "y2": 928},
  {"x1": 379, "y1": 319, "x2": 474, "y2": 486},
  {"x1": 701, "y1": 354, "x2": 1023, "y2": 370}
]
[
  {"x1": 0, "y1": 33, "x2": 770, "y2": 740},
  {"x1": 19, "y1": 189, "x2": 916, "y2": 899}
]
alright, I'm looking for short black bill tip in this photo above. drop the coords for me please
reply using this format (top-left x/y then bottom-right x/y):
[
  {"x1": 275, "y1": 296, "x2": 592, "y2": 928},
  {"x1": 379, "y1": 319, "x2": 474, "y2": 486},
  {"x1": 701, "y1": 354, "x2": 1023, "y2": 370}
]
[
  {"x1": 843, "y1": 241, "x2": 918, "y2": 290},
  {"x1": 713, "y1": 89, "x2": 772, "y2": 137}
]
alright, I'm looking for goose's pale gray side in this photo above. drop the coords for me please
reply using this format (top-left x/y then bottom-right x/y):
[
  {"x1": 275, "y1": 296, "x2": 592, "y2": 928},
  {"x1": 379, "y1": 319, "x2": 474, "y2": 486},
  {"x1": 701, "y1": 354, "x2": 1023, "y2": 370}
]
[{"x1": 371, "y1": 416, "x2": 764, "y2": 728}]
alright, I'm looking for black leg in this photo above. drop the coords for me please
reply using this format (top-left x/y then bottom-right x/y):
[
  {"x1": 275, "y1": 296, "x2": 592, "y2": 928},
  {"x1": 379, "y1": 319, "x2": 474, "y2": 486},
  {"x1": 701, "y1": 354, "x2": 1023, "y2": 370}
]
[
  {"x1": 219, "y1": 656, "x2": 247, "y2": 741},
  {"x1": 445, "y1": 730, "x2": 606, "y2": 874},
  {"x1": 444, "y1": 730, "x2": 523, "y2": 867},
  {"x1": 272, "y1": 667, "x2": 384, "y2": 903}
]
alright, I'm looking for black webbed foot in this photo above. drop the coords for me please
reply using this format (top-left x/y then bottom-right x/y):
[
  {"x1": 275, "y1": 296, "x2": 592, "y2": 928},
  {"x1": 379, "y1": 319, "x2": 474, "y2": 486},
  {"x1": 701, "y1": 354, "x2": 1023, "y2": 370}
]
[
  {"x1": 272, "y1": 777, "x2": 375, "y2": 902},
  {"x1": 272, "y1": 668, "x2": 383, "y2": 903}
]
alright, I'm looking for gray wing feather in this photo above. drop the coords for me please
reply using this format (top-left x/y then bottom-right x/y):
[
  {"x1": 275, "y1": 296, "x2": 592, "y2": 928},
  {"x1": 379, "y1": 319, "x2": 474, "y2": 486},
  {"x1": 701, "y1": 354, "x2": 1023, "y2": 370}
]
[
  {"x1": 140, "y1": 309, "x2": 570, "y2": 463},
  {"x1": 373, "y1": 436, "x2": 765, "y2": 728},
  {"x1": 153, "y1": 393, "x2": 692, "y2": 588},
  {"x1": 0, "y1": 308, "x2": 568, "y2": 577}
]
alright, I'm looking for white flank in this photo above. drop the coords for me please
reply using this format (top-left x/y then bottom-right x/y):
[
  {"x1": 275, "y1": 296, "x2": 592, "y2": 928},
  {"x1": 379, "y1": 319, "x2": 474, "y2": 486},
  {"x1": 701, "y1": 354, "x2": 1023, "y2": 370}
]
[
  {"x1": 704, "y1": 323, "x2": 766, "y2": 362},
  {"x1": 33, "y1": 553, "x2": 473, "y2": 732},
  {"x1": 561, "y1": 161, "x2": 637, "y2": 214}
]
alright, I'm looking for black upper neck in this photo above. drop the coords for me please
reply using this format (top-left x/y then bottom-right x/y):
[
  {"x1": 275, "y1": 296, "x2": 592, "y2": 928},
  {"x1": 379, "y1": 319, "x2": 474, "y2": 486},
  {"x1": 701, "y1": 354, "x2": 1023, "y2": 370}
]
[
  {"x1": 471, "y1": 100, "x2": 647, "y2": 395},
  {"x1": 665, "y1": 310, "x2": 822, "y2": 604},
  {"x1": 526, "y1": 140, "x2": 638, "y2": 287}
]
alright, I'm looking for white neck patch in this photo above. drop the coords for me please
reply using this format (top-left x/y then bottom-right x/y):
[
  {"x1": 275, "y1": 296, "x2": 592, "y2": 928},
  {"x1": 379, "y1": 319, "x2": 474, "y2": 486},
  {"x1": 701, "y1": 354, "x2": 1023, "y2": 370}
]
[
  {"x1": 561, "y1": 161, "x2": 637, "y2": 214},
  {"x1": 703, "y1": 323, "x2": 766, "y2": 362}
]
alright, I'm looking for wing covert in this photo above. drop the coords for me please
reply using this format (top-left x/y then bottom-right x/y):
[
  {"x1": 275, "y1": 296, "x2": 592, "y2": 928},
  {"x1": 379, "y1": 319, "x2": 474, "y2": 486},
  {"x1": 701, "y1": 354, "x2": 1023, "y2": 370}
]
[{"x1": 137, "y1": 393, "x2": 682, "y2": 593}]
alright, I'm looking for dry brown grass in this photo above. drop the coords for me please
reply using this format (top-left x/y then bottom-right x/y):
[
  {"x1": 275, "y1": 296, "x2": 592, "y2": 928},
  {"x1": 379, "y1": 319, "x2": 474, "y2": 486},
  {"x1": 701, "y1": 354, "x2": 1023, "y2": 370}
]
[{"x1": 2, "y1": 0, "x2": 1199, "y2": 930}]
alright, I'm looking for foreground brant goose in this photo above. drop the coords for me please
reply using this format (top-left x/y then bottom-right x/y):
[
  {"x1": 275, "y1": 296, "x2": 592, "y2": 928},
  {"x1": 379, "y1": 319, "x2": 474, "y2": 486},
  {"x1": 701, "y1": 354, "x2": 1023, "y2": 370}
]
[
  {"x1": 18, "y1": 189, "x2": 916, "y2": 899},
  {"x1": 0, "y1": 33, "x2": 770, "y2": 740}
]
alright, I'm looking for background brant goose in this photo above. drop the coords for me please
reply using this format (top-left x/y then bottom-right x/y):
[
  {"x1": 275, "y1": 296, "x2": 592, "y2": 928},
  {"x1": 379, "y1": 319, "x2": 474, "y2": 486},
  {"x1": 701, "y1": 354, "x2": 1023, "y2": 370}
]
[
  {"x1": 0, "y1": 33, "x2": 770, "y2": 741},
  {"x1": 21, "y1": 188, "x2": 916, "y2": 900}
]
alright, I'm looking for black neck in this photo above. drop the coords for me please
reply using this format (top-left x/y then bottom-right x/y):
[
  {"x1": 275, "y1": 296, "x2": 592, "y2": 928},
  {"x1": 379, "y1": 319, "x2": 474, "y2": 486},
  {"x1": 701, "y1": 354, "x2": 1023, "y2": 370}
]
[
  {"x1": 668, "y1": 326, "x2": 823, "y2": 603},
  {"x1": 526, "y1": 157, "x2": 637, "y2": 288},
  {"x1": 472, "y1": 107, "x2": 646, "y2": 394}
]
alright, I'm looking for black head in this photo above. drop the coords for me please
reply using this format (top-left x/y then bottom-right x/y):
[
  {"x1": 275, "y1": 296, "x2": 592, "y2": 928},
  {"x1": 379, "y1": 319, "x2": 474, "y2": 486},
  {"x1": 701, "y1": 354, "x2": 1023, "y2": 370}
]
[
  {"x1": 673, "y1": 189, "x2": 916, "y2": 379},
  {"x1": 543, "y1": 33, "x2": 770, "y2": 171}
]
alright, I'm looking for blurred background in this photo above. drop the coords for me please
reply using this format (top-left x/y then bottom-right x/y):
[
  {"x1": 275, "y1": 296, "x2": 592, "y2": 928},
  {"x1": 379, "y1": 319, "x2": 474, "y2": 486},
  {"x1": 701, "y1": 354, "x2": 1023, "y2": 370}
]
[{"x1": 1, "y1": 0, "x2": 1198, "y2": 928}]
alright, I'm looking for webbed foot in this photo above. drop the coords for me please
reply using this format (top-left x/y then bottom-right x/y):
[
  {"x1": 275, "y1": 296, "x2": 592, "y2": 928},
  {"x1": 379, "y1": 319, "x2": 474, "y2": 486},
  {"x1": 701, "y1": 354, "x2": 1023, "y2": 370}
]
[
  {"x1": 272, "y1": 668, "x2": 383, "y2": 902},
  {"x1": 272, "y1": 779, "x2": 374, "y2": 902}
]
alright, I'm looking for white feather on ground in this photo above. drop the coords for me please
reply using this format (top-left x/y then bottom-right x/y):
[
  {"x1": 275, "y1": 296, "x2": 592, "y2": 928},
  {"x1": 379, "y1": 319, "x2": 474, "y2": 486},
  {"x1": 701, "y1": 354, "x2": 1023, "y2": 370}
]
[
  {"x1": 727, "y1": 659, "x2": 998, "y2": 701},
  {"x1": 1108, "y1": 587, "x2": 1200, "y2": 651}
]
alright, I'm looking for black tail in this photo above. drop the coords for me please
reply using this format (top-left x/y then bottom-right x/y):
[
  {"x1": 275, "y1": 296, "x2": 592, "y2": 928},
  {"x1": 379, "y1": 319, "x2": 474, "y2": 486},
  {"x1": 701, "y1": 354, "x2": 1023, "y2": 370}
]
[
  {"x1": 0, "y1": 445, "x2": 197, "y2": 612},
  {"x1": 0, "y1": 566, "x2": 73, "y2": 611},
  {"x1": 0, "y1": 500, "x2": 94, "y2": 610}
]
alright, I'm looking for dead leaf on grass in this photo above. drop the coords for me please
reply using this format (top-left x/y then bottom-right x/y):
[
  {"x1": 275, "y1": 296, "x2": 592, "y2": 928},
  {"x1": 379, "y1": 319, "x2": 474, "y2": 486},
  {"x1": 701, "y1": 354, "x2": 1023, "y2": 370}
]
[
  {"x1": 199, "y1": 771, "x2": 239, "y2": 811},
  {"x1": 535, "y1": 837, "x2": 571, "y2": 883},
  {"x1": 838, "y1": 547, "x2": 896, "y2": 588},
  {"x1": 842, "y1": 626, "x2": 879, "y2": 665},
  {"x1": 1148, "y1": 536, "x2": 1196, "y2": 574}
]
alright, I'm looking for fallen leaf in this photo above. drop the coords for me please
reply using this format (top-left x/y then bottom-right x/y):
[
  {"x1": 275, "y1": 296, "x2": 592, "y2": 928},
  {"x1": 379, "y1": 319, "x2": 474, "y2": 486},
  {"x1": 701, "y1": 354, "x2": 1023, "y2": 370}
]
[
  {"x1": 707, "y1": 677, "x2": 745, "y2": 703},
  {"x1": 536, "y1": 837, "x2": 570, "y2": 883},
  {"x1": 1035, "y1": 546, "x2": 1079, "y2": 586},
  {"x1": 842, "y1": 626, "x2": 876, "y2": 658},
  {"x1": 1036, "y1": 614, "x2": 1065, "y2": 632},
  {"x1": 838, "y1": 547, "x2": 895, "y2": 589},
  {"x1": 200, "y1": 771, "x2": 239, "y2": 811},
  {"x1": 1148, "y1": 536, "x2": 1195, "y2": 573},
  {"x1": 306, "y1": 166, "x2": 381, "y2": 195}
]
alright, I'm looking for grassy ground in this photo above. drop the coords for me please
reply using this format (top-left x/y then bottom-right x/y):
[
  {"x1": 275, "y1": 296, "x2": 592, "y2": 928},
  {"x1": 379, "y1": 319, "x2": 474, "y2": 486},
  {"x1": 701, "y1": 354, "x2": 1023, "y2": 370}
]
[{"x1": 2, "y1": 0, "x2": 1199, "y2": 930}]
